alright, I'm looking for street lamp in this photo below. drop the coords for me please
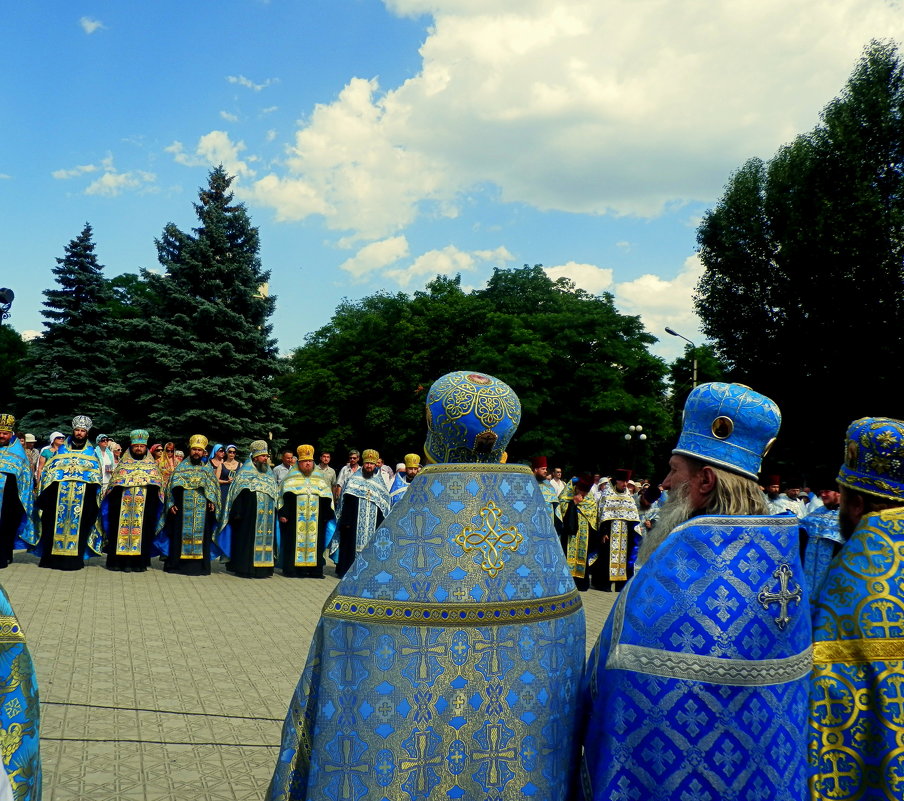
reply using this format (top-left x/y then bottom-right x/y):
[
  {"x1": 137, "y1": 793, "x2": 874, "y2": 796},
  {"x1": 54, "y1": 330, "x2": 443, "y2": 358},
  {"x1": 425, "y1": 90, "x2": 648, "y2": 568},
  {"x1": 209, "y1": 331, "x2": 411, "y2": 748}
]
[
  {"x1": 624, "y1": 425, "x2": 647, "y2": 442},
  {"x1": 0, "y1": 288, "x2": 13, "y2": 321},
  {"x1": 665, "y1": 326, "x2": 697, "y2": 388}
]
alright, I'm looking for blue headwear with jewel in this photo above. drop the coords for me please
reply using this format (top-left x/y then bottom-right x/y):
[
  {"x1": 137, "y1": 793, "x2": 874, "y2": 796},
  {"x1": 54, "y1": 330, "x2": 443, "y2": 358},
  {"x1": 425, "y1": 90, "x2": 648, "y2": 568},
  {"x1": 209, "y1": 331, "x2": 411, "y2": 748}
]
[
  {"x1": 129, "y1": 429, "x2": 149, "y2": 446},
  {"x1": 672, "y1": 382, "x2": 781, "y2": 480},
  {"x1": 424, "y1": 371, "x2": 521, "y2": 464},
  {"x1": 836, "y1": 416, "x2": 904, "y2": 502}
]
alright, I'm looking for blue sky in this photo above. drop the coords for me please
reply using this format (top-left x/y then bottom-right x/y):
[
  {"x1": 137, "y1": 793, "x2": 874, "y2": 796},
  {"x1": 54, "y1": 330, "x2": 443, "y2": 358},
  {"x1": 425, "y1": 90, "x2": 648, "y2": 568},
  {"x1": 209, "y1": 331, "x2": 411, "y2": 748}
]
[{"x1": 3, "y1": 0, "x2": 901, "y2": 360}]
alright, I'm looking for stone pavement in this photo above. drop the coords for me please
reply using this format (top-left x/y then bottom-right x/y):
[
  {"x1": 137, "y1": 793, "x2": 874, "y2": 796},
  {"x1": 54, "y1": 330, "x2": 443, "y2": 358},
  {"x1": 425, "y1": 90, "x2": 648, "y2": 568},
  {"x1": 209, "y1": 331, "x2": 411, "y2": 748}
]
[{"x1": 1, "y1": 554, "x2": 616, "y2": 801}]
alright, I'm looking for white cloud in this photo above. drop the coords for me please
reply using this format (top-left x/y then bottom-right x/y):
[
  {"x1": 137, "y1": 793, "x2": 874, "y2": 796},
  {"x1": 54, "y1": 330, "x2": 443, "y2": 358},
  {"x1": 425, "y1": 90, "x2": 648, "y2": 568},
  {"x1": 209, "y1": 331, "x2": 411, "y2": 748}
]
[
  {"x1": 339, "y1": 236, "x2": 410, "y2": 279},
  {"x1": 51, "y1": 163, "x2": 98, "y2": 180},
  {"x1": 0, "y1": 173, "x2": 10, "y2": 180},
  {"x1": 52, "y1": 154, "x2": 155, "y2": 195},
  {"x1": 385, "y1": 244, "x2": 512, "y2": 286},
  {"x1": 20, "y1": 330, "x2": 41, "y2": 341},
  {"x1": 242, "y1": 0, "x2": 904, "y2": 240},
  {"x1": 613, "y1": 254, "x2": 704, "y2": 359},
  {"x1": 227, "y1": 74, "x2": 276, "y2": 92},
  {"x1": 544, "y1": 261, "x2": 613, "y2": 294},
  {"x1": 219, "y1": 110, "x2": 239, "y2": 123},
  {"x1": 166, "y1": 131, "x2": 255, "y2": 178},
  {"x1": 265, "y1": 129, "x2": 277, "y2": 142},
  {"x1": 261, "y1": 106, "x2": 279, "y2": 115},
  {"x1": 79, "y1": 16, "x2": 105, "y2": 34}
]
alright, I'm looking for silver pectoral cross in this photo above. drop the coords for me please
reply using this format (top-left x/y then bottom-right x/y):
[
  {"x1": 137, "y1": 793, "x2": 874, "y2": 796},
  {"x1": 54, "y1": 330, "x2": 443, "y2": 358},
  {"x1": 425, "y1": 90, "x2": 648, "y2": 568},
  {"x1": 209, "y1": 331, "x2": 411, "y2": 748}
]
[{"x1": 757, "y1": 564, "x2": 803, "y2": 631}]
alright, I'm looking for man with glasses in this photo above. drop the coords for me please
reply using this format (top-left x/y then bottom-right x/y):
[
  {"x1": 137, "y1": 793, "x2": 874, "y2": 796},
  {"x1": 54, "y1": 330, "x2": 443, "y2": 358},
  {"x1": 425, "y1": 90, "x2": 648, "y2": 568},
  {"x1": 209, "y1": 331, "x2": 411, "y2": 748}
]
[
  {"x1": 335, "y1": 449, "x2": 360, "y2": 500},
  {"x1": 95, "y1": 433, "x2": 115, "y2": 493}
]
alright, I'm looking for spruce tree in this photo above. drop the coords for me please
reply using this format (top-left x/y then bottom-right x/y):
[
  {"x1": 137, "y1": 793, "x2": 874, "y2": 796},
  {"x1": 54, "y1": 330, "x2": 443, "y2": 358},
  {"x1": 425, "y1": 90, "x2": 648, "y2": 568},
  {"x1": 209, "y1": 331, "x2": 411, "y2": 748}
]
[
  {"x1": 15, "y1": 224, "x2": 121, "y2": 436},
  {"x1": 125, "y1": 166, "x2": 283, "y2": 445}
]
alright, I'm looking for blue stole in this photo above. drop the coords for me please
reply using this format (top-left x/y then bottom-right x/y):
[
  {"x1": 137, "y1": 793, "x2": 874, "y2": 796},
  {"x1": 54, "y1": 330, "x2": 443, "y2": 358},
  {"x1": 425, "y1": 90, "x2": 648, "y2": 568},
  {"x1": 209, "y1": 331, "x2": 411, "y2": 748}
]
[
  {"x1": 809, "y1": 508, "x2": 904, "y2": 800},
  {"x1": 580, "y1": 514, "x2": 810, "y2": 800},
  {"x1": 268, "y1": 463, "x2": 585, "y2": 801},
  {"x1": 336, "y1": 472, "x2": 390, "y2": 551},
  {"x1": 216, "y1": 462, "x2": 279, "y2": 563},
  {"x1": 0, "y1": 439, "x2": 37, "y2": 547},
  {"x1": 800, "y1": 506, "x2": 843, "y2": 600}
]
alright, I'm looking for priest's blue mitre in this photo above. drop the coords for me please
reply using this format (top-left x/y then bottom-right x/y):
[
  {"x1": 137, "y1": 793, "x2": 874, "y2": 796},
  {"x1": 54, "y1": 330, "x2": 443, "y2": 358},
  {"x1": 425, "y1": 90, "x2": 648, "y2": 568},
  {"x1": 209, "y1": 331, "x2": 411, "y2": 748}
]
[
  {"x1": 269, "y1": 372, "x2": 585, "y2": 801},
  {"x1": 579, "y1": 513, "x2": 811, "y2": 800}
]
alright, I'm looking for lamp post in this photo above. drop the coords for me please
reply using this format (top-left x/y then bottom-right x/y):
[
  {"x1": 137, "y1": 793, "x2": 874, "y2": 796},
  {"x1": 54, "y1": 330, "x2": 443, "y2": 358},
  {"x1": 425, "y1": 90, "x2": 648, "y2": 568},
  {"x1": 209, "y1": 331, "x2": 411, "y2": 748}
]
[
  {"x1": 665, "y1": 326, "x2": 697, "y2": 388},
  {"x1": 624, "y1": 425, "x2": 647, "y2": 470},
  {"x1": 0, "y1": 288, "x2": 13, "y2": 321}
]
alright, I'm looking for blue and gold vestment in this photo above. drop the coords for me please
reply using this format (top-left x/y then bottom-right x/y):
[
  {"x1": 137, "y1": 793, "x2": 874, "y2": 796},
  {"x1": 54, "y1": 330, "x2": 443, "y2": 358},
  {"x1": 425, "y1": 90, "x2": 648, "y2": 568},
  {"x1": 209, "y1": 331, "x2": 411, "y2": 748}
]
[
  {"x1": 0, "y1": 585, "x2": 40, "y2": 800},
  {"x1": 37, "y1": 440, "x2": 103, "y2": 564},
  {"x1": 269, "y1": 463, "x2": 586, "y2": 801},
  {"x1": 809, "y1": 507, "x2": 904, "y2": 800},
  {"x1": 0, "y1": 439, "x2": 37, "y2": 551},
  {"x1": 580, "y1": 514, "x2": 811, "y2": 800},
  {"x1": 159, "y1": 459, "x2": 221, "y2": 573},
  {"x1": 216, "y1": 462, "x2": 279, "y2": 576},
  {"x1": 800, "y1": 506, "x2": 843, "y2": 600},
  {"x1": 278, "y1": 469, "x2": 335, "y2": 576}
]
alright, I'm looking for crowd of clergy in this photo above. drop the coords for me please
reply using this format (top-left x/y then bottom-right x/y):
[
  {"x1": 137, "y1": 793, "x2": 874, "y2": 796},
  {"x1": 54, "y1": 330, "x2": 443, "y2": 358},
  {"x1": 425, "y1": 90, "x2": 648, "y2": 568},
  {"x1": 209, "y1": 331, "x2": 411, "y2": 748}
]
[{"x1": 0, "y1": 371, "x2": 898, "y2": 800}]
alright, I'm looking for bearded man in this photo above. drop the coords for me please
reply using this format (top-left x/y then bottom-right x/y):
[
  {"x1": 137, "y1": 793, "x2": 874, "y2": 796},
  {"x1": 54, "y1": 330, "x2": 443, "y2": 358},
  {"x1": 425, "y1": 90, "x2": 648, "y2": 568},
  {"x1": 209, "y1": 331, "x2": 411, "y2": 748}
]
[
  {"x1": 97, "y1": 429, "x2": 164, "y2": 573},
  {"x1": 560, "y1": 474, "x2": 599, "y2": 590},
  {"x1": 36, "y1": 415, "x2": 103, "y2": 570},
  {"x1": 596, "y1": 467, "x2": 642, "y2": 590},
  {"x1": 388, "y1": 452, "x2": 421, "y2": 505},
  {"x1": 578, "y1": 382, "x2": 810, "y2": 800},
  {"x1": 0, "y1": 414, "x2": 37, "y2": 567},
  {"x1": 217, "y1": 440, "x2": 278, "y2": 578},
  {"x1": 277, "y1": 444, "x2": 335, "y2": 577},
  {"x1": 809, "y1": 417, "x2": 904, "y2": 800},
  {"x1": 161, "y1": 435, "x2": 220, "y2": 576},
  {"x1": 332, "y1": 448, "x2": 389, "y2": 577}
]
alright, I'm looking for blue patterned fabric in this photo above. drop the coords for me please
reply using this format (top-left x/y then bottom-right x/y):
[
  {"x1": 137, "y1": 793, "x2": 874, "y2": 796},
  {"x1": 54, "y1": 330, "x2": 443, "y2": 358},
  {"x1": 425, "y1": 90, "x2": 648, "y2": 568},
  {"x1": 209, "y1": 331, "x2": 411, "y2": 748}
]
[
  {"x1": 269, "y1": 463, "x2": 585, "y2": 800},
  {"x1": 672, "y1": 383, "x2": 781, "y2": 479},
  {"x1": 215, "y1": 461, "x2": 279, "y2": 561},
  {"x1": 809, "y1": 507, "x2": 904, "y2": 800},
  {"x1": 334, "y1": 473, "x2": 390, "y2": 552},
  {"x1": 836, "y1": 416, "x2": 904, "y2": 502},
  {"x1": 580, "y1": 514, "x2": 810, "y2": 800},
  {"x1": 424, "y1": 372, "x2": 521, "y2": 464},
  {"x1": 0, "y1": 439, "x2": 37, "y2": 548},
  {"x1": 37, "y1": 440, "x2": 103, "y2": 557},
  {"x1": 800, "y1": 507, "x2": 842, "y2": 600},
  {"x1": 389, "y1": 472, "x2": 412, "y2": 506},
  {"x1": 0, "y1": 584, "x2": 41, "y2": 799}
]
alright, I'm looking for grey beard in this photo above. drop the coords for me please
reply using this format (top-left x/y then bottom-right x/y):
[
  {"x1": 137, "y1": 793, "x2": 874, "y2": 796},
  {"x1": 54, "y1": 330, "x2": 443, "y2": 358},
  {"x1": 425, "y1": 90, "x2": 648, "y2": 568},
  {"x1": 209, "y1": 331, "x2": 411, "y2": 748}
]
[
  {"x1": 255, "y1": 462, "x2": 267, "y2": 473},
  {"x1": 636, "y1": 481, "x2": 697, "y2": 567}
]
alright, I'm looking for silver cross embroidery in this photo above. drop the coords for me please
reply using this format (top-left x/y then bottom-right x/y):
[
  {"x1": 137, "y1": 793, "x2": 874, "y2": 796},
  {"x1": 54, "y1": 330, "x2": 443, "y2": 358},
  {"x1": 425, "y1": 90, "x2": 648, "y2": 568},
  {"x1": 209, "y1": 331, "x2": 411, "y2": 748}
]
[{"x1": 757, "y1": 564, "x2": 803, "y2": 630}]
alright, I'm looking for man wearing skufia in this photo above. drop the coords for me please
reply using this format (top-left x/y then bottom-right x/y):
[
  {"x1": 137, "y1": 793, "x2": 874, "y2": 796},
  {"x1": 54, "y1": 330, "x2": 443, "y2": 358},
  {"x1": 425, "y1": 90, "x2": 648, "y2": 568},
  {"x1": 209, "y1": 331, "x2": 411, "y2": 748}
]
[
  {"x1": 799, "y1": 474, "x2": 843, "y2": 600},
  {"x1": 160, "y1": 434, "x2": 221, "y2": 576},
  {"x1": 332, "y1": 449, "x2": 390, "y2": 578},
  {"x1": 268, "y1": 370, "x2": 585, "y2": 801},
  {"x1": 559, "y1": 474, "x2": 599, "y2": 590},
  {"x1": 277, "y1": 444, "x2": 335, "y2": 578},
  {"x1": 578, "y1": 382, "x2": 811, "y2": 800},
  {"x1": 0, "y1": 414, "x2": 37, "y2": 568},
  {"x1": 389, "y1": 452, "x2": 421, "y2": 506},
  {"x1": 808, "y1": 417, "x2": 904, "y2": 800},
  {"x1": 531, "y1": 456, "x2": 563, "y2": 532},
  {"x1": 36, "y1": 414, "x2": 104, "y2": 570},
  {"x1": 216, "y1": 440, "x2": 278, "y2": 579},
  {"x1": 596, "y1": 468, "x2": 642, "y2": 590},
  {"x1": 96, "y1": 429, "x2": 164, "y2": 572}
]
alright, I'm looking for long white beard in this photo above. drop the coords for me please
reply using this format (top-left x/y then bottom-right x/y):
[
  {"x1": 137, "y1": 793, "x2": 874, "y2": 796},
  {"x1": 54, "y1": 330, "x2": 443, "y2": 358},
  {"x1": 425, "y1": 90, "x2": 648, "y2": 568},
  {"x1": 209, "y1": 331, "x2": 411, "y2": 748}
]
[{"x1": 636, "y1": 481, "x2": 697, "y2": 567}]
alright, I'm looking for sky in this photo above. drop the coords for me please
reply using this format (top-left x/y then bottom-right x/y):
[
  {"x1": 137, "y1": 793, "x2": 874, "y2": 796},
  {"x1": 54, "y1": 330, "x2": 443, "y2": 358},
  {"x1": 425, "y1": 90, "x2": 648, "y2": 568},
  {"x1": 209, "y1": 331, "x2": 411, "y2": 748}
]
[{"x1": 3, "y1": 0, "x2": 903, "y2": 361}]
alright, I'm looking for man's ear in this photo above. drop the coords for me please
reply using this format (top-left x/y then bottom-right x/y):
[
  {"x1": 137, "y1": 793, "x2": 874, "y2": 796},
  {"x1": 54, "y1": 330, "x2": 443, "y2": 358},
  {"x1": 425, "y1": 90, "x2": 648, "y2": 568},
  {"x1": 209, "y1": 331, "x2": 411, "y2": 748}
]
[{"x1": 698, "y1": 465, "x2": 717, "y2": 495}]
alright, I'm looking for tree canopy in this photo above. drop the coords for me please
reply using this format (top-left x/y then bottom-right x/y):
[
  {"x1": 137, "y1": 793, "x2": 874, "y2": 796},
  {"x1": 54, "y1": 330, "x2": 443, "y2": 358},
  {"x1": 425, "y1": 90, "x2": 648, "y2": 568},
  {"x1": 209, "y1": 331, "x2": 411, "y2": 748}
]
[
  {"x1": 278, "y1": 266, "x2": 672, "y2": 475},
  {"x1": 695, "y1": 40, "x2": 904, "y2": 475}
]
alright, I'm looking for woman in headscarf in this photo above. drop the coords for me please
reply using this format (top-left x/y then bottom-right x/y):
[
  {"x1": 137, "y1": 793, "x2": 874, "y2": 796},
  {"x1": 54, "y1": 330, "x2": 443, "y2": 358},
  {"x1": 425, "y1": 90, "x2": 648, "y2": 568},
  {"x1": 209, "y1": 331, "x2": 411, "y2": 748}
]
[{"x1": 157, "y1": 441, "x2": 177, "y2": 486}]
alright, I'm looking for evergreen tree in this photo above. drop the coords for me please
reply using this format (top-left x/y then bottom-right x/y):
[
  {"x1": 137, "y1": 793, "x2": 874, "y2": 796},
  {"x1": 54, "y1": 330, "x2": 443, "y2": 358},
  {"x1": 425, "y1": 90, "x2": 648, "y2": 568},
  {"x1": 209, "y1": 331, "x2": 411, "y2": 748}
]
[
  {"x1": 14, "y1": 224, "x2": 121, "y2": 435},
  {"x1": 123, "y1": 167, "x2": 283, "y2": 445}
]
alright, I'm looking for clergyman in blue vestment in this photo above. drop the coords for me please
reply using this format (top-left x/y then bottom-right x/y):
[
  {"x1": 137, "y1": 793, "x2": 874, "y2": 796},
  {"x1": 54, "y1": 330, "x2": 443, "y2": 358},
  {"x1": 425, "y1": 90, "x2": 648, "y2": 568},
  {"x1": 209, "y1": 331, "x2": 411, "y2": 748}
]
[
  {"x1": 578, "y1": 382, "x2": 811, "y2": 800},
  {"x1": 0, "y1": 414, "x2": 38, "y2": 567},
  {"x1": 809, "y1": 416, "x2": 904, "y2": 800},
  {"x1": 269, "y1": 370, "x2": 585, "y2": 801}
]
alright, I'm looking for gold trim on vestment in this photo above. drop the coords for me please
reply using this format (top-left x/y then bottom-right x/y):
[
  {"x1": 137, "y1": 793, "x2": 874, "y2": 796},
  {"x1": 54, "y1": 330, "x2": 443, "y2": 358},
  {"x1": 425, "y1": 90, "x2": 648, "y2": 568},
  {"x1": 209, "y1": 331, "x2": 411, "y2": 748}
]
[
  {"x1": 813, "y1": 637, "x2": 904, "y2": 664},
  {"x1": 0, "y1": 615, "x2": 25, "y2": 643},
  {"x1": 323, "y1": 590, "x2": 582, "y2": 627}
]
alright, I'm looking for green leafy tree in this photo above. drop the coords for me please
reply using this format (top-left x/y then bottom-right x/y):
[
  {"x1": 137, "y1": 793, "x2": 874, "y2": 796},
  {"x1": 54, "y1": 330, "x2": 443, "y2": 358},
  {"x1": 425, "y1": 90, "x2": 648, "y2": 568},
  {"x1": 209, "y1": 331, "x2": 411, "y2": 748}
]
[
  {"x1": 15, "y1": 224, "x2": 122, "y2": 435},
  {"x1": 279, "y1": 265, "x2": 672, "y2": 476},
  {"x1": 122, "y1": 167, "x2": 283, "y2": 445},
  {"x1": 0, "y1": 324, "x2": 28, "y2": 411},
  {"x1": 695, "y1": 40, "x2": 904, "y2": 473}
]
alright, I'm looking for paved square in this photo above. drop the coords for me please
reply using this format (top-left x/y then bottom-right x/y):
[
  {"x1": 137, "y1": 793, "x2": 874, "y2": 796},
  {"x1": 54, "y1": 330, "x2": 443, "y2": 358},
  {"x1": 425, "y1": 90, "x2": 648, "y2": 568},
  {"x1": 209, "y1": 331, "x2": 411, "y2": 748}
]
[{"x1": 2, "y1": 554, "x2": 615, "y2": 801}]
